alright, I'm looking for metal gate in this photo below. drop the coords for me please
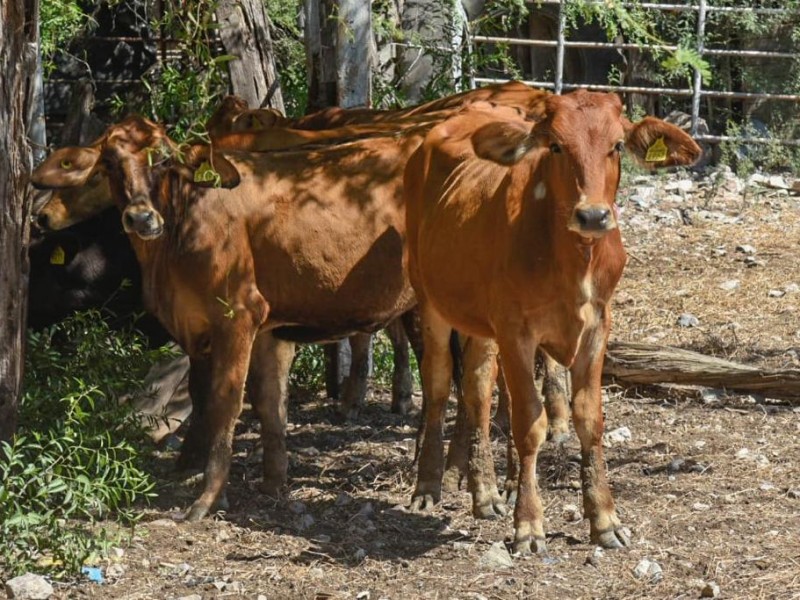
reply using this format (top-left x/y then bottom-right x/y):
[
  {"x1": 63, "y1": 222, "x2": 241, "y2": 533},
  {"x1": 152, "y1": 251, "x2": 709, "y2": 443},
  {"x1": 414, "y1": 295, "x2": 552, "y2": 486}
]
[{"x1": 471, "y1": 0, "x2": 800, "y2": 146}]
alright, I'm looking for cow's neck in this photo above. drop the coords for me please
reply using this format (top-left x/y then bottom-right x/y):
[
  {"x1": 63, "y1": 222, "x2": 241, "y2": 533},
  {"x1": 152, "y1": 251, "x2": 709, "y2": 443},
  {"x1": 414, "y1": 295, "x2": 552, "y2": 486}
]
[
  {"x1": 123, "y1": 173, "x2": 184, "y2": 332},
  {"x1": 513, "y1": 175, "x2": 626, "y2": 364}
]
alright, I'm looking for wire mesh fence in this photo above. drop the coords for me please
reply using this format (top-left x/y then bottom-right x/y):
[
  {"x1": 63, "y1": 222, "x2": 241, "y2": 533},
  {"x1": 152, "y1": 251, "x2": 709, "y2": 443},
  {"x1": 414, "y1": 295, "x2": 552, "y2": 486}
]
[{"x1": 471, "y1": 0, "x2": 800, "y2": 146}]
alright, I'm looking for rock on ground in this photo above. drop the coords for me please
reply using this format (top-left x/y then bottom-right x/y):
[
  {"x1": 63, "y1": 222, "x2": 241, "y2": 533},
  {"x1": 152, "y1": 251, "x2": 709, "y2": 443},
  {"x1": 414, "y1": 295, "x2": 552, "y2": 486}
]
[{"x1": 4, "y1": 573, "x2": 54, "y2": 600}]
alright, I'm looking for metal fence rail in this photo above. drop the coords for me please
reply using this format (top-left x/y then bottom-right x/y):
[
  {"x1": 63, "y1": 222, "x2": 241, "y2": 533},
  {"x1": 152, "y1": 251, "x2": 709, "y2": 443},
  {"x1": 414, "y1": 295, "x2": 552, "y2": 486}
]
[{"x1": 471, "y1": 0, "x2": 800, "y2": 145}]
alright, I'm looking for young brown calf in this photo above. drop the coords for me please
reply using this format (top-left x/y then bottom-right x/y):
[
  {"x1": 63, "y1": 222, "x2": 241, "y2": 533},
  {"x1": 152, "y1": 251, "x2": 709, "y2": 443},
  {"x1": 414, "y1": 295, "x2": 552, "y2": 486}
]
[{"x1": 405, "y1": 94, "x2": 700, "y2": 552}]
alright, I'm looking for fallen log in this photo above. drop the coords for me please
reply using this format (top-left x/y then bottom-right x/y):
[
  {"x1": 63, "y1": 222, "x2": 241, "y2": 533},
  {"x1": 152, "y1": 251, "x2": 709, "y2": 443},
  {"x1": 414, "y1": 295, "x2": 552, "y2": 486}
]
[{"x1": 603, "y1": 341, "x2": 800, "y2": 402}]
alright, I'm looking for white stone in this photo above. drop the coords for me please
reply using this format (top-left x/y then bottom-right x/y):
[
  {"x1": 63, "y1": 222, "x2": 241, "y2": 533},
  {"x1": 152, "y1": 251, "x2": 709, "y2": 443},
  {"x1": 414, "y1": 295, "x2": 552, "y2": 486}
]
[
  {"x1": 479, "y1": 542, "x2": 514, "y2": 570},
  {"x1": 633, "y1": 558, "x2": 663, "y2": 583},
  {"x1": 5, "y1": 574, "x2": 54, "y2": 600},
  {"x1": 604, "y1": 426, "x2": 632, "y2": 446}
]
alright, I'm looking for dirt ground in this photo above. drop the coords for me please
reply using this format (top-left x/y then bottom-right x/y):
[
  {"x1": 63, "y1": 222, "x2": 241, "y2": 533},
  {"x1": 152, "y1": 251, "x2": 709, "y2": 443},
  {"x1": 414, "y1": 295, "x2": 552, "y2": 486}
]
[{"x1": 14, "y1": 167, "x2": 800, "y2": 599}]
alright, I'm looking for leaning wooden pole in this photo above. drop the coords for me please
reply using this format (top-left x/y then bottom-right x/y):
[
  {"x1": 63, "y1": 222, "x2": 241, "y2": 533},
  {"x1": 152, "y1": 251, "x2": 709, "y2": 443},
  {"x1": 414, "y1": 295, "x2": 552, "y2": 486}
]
[{"x1": 604, "y1": 341, "x2": 800, "y2": 402}]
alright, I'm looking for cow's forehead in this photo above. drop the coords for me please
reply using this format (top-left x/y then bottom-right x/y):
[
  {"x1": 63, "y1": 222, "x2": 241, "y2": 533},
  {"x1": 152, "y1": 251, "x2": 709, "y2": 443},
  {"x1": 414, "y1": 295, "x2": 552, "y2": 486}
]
[
  {"x1": 105, "y1": 116, "x2": 165, "y2": 152},
  {"x1": 546, "y1": 91, "x2": 625, "y2": 144}
]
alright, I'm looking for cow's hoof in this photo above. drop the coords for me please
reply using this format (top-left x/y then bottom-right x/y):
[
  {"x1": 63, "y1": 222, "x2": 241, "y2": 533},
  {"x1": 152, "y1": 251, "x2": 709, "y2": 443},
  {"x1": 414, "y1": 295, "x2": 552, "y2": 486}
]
[
  {"x1": 593, "y1": 527, "x2": 630, "y2": 549},
  {"x1": 409, "y1": 493, "x2": 438, "y2": 512},
  {"x1": 176, "y1": 449, "x2": 206, "y2": 472},
  {"x1": 548, "y1": 431, "x2": 570, "y2": 445},
  {"x1": 336, "y1": 404, "x2": 360, "y2": 422},
  {"x1": 473, "y1": 495, "x2": 507, "y2": 520},
  {"x1": 441, "y1": 466, "x2": 463, "y2": 493},
  {"x1": 501, "y1": 482, "x2": 517, "y2": 507},
  {"x1": 390, "y1": 397, "x2": 412, "y2": 416},
  {"x1": 512, "y1": 536, "x2": 547, "y2": 556},
  {"x1": 261, "y1": 478, "x2": 286, "y2": 499},
  {"x1": 184, "y1": 502, "x2": 210, "y2": 522}
]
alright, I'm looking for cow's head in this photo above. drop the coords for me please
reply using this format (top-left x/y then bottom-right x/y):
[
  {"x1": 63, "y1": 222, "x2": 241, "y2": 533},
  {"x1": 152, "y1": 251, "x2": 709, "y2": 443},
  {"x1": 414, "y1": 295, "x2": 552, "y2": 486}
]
[
  {"x1": 32, "y1": 116, "x2": 240, "y2": 240},
  {"x1": 206, "y1": 95, "x2": 290, "y2": 141},
  {"x1": 471, "y1": 90, "x2": 702, "y2": 242},
  {"x1": 35, "y1": 174, "x2": 114, "y2": 231}
]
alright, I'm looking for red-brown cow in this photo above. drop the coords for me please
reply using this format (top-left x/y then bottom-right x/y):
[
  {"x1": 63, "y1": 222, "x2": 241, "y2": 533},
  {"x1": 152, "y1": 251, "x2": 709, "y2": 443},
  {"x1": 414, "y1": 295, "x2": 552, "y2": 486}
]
[
  {"x1": 405, "y1": 93, "x2": 701, "y2": 552},
  {"x1": 31, "y1": 117, "x2": 430, "y2": 520}
]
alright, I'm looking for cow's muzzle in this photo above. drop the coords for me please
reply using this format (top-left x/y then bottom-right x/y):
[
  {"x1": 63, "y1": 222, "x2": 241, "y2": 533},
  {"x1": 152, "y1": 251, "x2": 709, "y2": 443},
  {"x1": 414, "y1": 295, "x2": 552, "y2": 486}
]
[
  {"x1": 122, "y1": 204, "x2": 164, "y2": 240},
  {"x1": 569, "y1": 203, "x2": 617, "y2": 238}
]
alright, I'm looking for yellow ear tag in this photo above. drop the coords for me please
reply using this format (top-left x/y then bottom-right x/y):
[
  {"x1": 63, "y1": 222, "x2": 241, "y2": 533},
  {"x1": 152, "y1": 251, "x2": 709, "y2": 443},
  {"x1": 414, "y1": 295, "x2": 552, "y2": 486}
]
[
  {"x1": 50, "y1": 245, "x2": 66, "y2": 265},
  {"x1": 193, "y1": 161, "x2": 221, "y2": 186},
  {"x1": 645, "y1": 137, "x2": 668, "y2": 162},
  {"x1": 60, "y1": 160, "x2": 72, "y2": 170}
]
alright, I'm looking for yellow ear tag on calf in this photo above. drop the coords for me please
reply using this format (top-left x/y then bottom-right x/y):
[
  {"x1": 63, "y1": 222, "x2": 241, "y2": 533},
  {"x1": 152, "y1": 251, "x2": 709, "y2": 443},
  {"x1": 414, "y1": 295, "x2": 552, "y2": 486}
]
[
  {"x1": 60, "y1": 160, "x2": 72, "y2": 170},
  {"x1": 645, "y1": 137, "x2": 668, "y2": 163},
  {"x1": 193, "y1": 161, "x2": 221, "y2": 186},
  {"x1": 50, "y1": 245, "x2": 66, "y2": 265}
]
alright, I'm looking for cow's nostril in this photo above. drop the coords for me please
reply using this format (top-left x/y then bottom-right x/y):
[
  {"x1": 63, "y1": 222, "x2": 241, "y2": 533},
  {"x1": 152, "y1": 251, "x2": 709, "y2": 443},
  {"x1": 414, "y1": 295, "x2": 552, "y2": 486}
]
[
  {"x1": 36, "y1": 213, "x2": 50, "y2": 230},
  {"x1": 122, "y1": 211, "x2": 137, "y2": 231}
]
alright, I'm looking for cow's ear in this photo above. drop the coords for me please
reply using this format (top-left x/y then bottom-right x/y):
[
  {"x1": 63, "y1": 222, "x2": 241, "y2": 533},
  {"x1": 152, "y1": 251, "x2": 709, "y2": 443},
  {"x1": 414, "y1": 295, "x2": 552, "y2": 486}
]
[
  {"x1": 182, "y1": 145, "x2": 241, "y2": 189},
  {"x1": 31, "y1": 147, "x2": 101, "y2": 189},
  {"x1": 624, "y1": 117, "x2": 702, "y2": 168},
  {"x1": 471, "y1": 120, "x2": 537, "y2": 166}
]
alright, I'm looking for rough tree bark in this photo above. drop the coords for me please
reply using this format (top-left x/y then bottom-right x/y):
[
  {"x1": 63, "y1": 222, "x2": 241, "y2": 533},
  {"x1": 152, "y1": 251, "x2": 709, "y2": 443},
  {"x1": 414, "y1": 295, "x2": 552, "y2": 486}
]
[
  {"x1": 304, "y1": 0, "x2": 339, "y2": 112},
  {"x1": 304, "y1": 0, "x2": 374, "y2": 395},
  {"x1": 215, "y1": 0, "x2": 285, "y2": 113},
  {"x1": 334, "y1": 0, "x2": 372, "y2": 107},
  {"x1": 397, "y1": 0, "x2": 467, "y2": 103},
  {"x1": 305, "y1": 0, "x2": 372, "y2": 111},
  {"x1": 604, "y1": 341, "x2": 800, "y2": 403},
  {"x1": 0, "y1": 0, "x2": 39, "y2": 441}
]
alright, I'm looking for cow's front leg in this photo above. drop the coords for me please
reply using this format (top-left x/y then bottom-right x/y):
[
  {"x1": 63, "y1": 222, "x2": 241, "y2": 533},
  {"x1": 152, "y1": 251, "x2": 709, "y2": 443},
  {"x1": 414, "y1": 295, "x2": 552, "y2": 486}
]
[
  {"x1": 497, "y1": 331, "x2": 548, "y2": 555},
  {"x1": 247, "y1": 331, "x2": 296, "y2": 497},
  {"x1": 461, "y1": 336, "x2": 505, "y2": 519},
  {"x1": 185, "y1": 308, "x2": 262, "y2": 522},
  {"x1": 410, "y1": 304, "x2": 452, "y2": 512},
  {"x1": 570, "y1": 308, "x2": 629, "y2": 549}
]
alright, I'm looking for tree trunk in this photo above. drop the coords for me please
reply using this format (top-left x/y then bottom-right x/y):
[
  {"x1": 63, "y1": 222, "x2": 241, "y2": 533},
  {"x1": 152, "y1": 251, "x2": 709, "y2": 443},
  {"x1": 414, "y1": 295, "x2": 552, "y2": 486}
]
[
  {"x1": 397, "y1": 0, "x2": 466, "y2": 103},
  {"x1": 334, "y1": 0, "x2": 372, "y2": 108},
  {"x1": 215, "y1": 0, "x2": 285, "y2": 113},
  {"x1": 305, "y1": 0, "x2": 373, "y2": 111},
  {"x1": 604, "y1": 341, "x2": 800, "y2": 403},
  {"x1": 0, "y1": 0, "x2": 38, "y2": 441},
  {"x1": 304, "y1": 0, "x2": 338, "y2": 112}
]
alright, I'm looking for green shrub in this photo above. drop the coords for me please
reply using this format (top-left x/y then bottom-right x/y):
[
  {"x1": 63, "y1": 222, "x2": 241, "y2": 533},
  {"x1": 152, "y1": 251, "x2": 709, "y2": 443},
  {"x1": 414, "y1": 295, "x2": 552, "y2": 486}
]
[{"x1": 0, "y1": 311, "x2": 167, "y2": 578}]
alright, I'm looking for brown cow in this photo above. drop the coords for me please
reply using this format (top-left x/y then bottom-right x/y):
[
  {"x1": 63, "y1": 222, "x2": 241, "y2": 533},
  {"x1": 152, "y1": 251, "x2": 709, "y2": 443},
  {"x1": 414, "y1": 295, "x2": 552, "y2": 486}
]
[
  {"x1": 30, "y1": 115, "x2": 444, "y2": 521},
  {"x1": 405, "y1": 94, "x2": 701, "y2": 552}
]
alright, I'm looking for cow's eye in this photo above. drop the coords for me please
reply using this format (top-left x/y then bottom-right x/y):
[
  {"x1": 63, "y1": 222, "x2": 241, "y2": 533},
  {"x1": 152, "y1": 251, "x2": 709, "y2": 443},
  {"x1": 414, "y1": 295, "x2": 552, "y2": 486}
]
[
  {"x1": 614, "y1": 141, "x2": 625, "y2": 153},
  {"x1": 549, "y1": 143, "x2": 561, "y2": 154}
]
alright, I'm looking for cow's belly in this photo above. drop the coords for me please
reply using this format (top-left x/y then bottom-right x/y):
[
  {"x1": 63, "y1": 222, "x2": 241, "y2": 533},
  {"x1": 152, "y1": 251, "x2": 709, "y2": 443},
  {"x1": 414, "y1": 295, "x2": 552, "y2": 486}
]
[{"x1": 252, "y1": 221, "x2": 415, "y2": 331}]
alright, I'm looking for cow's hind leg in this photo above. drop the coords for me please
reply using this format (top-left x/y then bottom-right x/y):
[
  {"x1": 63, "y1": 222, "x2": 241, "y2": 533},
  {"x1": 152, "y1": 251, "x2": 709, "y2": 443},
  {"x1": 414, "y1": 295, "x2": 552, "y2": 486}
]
[
  {"x1": 184, "y1": 306, "x2": 263, "y2": 522},
  {"x1": 247, "y1": 331, "x2": 296, "y2": 497},
  {"x1": 385, "y1": 317, "x2": 413, "y2": 415},
  {"x1": 498, "y1": 332, "x2": 549, "y2": 555},
  {"x1": 462, "y1": 336, "x2": 506, "y2": 519},
  {"x1": 496, "y1": 361, "x2": 518, "y2": 506},
  {"x1": 410, "y1": 304, "x2": 453, "y2": 512},
  {"x1": 338, "y1": 333, "x2": 372, "y2": 420},
  {"x1": 442, "y1": 394, "x2": 468, "y2": 492},
  {"x1": 542, "y1": 352, "x2": 570, "y2": 443},
  {"x1": 570, "y1": 312, "x2": 629, "y2": 549}
]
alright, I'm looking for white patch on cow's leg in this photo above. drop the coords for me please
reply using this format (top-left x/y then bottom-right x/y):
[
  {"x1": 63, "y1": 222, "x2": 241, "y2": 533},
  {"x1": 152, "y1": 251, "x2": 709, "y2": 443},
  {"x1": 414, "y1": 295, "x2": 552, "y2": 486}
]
[{"x1": 534, "y1": 181, "x2": 546, "y2": 200}]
